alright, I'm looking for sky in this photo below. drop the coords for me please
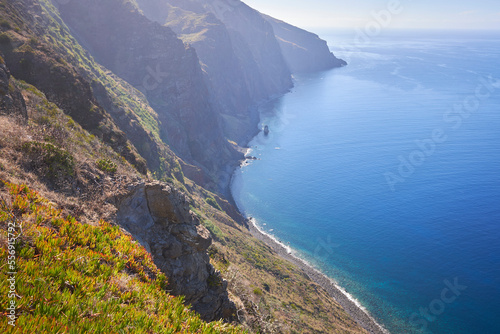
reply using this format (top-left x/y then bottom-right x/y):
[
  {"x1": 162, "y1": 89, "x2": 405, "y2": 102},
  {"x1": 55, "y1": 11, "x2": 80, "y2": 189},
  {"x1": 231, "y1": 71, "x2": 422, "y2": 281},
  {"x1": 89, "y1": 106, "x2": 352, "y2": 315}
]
[{"x1": 243, "y1": 0, "x2": 500, "y2": 30}]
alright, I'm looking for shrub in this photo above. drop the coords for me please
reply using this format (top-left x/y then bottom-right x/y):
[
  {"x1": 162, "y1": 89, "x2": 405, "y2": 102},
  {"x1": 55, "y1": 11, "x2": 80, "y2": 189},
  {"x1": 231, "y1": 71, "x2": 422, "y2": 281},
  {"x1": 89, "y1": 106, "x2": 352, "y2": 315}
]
[
  {"x1": 28, "y1": 36, "x2": 38, "y2": 45},
  {"x1": 96, "y1": 158, "x2": 117, "y2": 173},
  {"x1": 172, "y1": 159, "x2": 185, "y2": 183},
  {"x1": 253, "y1": 288, "x2": 263, "y2": 296},
  {"x1": 206, "y1": 196, "x2": 222, "y2": 211},
  {"x1": 203, "y1": 219, "x2": 226, "y2": 243},
  {"x1": 0, "y1": 19, "x2": 11, "y2": 29},
  {"x1": 0, "y1": 32, "x2": 10, "y2": 44},
  {"x1": 207, "y1": 273, "x2": 223, "y2": 288},
  {"x1": 21, "y1": 141, "x2": 75, "y2": 182}
]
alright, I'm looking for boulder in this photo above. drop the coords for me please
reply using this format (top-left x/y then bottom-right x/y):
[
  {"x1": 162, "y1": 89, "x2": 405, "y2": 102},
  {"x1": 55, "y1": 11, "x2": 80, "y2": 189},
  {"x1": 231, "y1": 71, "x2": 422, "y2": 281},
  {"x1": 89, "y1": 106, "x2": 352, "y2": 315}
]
[{"x1": 113, "y1": 181, "x2": 235, "y2": 321}]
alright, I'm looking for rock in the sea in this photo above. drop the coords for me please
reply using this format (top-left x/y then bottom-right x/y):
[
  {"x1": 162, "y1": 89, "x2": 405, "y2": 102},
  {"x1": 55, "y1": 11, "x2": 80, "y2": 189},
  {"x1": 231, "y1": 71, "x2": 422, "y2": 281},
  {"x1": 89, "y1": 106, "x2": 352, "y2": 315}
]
[{"x1": 113, "y1": 181, "x2": 236, "y2": 321}]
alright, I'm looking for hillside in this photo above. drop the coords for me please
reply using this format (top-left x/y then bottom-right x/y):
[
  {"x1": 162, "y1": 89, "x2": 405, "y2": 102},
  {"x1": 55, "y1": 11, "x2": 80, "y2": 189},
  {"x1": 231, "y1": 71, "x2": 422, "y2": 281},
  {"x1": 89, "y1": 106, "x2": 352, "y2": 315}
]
[
  {"x1": 262, "y1": 14, "x2": 347, "y2": 73},
  {"x1": 0, "y1": 180, "x2": 243, "y2": 333},
  {"x1": 0, "y1": 82, "x2": 365, "y2": 331},
  {"x1": 0, "y1": 0, "x2": 364, "y2": 333},
  {"x1": 134, "y1": 0, "x2": 345, "y2": 146}
]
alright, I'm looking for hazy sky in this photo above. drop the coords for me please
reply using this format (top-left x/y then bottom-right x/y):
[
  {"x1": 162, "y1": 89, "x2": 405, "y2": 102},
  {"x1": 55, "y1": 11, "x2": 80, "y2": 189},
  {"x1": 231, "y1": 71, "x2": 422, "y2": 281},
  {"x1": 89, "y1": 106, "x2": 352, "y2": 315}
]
[{"x1": 244, "y1": 0, "x2": 500, "y2": 30}]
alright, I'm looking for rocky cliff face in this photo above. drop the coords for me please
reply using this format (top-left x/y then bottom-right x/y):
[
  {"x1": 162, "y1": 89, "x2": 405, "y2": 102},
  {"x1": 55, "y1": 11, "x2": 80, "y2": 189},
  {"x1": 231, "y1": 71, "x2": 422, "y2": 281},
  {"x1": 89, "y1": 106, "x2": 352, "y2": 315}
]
[
  {"x1": 0, "y1": 0, "x2": 148, "y2": 174},
  {"x1": 135, "y1": 0, "x2": 293, "y2": 145},
  {"x1": 0, "y1": 55, "x2": 27, "y2": 120},
  {"x1": 262, "y1": 14, "x2": 347, "y2": 73},
  {"x1": 1, "y1": 0, "x2": 352, "y2": 327},
  {"x1": 57, "y1": 0, "x2": 240, "y2": 191},
  {"x1": 184, "y1": 0, "x2": 293, "y2": 98},
  {"x1": 113, "y1": 181, "x2": 236, "y2": 321},
  {"x1": 134, "y1": 0, "x2": 345, "y2": 145}
]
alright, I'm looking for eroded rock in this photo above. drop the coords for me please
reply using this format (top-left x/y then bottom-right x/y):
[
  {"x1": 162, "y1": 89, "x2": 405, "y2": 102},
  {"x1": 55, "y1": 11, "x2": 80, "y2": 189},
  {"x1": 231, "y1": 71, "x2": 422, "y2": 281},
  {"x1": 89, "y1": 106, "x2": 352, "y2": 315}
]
[
  {"x1": 113, "y1": 181, "x2": 235, "y2": 321},
  {"x1": 0, "y1": 56, "x2": 27, "y2": 120}
]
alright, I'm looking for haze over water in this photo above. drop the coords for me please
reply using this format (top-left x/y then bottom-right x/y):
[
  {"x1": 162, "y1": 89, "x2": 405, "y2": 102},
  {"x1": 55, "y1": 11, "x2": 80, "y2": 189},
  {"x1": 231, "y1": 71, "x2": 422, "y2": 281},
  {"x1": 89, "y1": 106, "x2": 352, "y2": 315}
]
[{"x1": 231, "y1": 30, "x2": 500, "y2": 333}]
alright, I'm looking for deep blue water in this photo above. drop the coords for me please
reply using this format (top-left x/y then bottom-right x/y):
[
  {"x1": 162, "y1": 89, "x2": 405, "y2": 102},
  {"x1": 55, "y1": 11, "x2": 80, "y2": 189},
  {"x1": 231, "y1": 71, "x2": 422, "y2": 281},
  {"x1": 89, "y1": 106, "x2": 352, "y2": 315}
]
[{"x1": 231, "y1": 30, "x2": 500, "y2": 334}]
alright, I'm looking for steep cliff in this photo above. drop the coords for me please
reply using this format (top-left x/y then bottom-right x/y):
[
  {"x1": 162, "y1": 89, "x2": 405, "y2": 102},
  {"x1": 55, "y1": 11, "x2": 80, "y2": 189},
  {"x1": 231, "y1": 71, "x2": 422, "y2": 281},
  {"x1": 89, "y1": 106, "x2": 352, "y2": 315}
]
[
  {"x1": 0, "y1": 0, "x2": 148, "y2": 174},
  {"x1": 0, "y1": 0, "x2": 367, "y2": 332},
  {"x1": 134, "y1": 0, "x2": 345, "y2": 144},
  {"x1": 56, "y1": 0, "x2": 241, "y2": 192},
  {"x1": 262, "y1": 14, "x2": 347, "y2": 73},
  {"x1": 135, "y1": 0, "x2": 292, "y2": 145},
  {"x1": 0, "y1": 94, "x2": 368, "y2": 331}
]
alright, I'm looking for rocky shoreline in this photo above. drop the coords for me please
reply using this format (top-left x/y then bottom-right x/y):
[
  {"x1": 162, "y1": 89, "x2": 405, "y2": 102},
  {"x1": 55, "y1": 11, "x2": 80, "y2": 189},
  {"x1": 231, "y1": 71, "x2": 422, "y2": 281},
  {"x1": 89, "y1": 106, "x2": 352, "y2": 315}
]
[{"x1": 246, "y1": 218, "x2": 390, "y2": 334}]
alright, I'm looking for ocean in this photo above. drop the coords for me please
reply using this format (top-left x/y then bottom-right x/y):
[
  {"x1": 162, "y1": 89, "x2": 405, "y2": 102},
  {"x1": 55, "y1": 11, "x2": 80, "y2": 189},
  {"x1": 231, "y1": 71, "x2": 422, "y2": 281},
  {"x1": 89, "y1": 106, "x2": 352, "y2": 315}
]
[{"x1": 231, "y1": 30, "x2": 500, "y2": 334}]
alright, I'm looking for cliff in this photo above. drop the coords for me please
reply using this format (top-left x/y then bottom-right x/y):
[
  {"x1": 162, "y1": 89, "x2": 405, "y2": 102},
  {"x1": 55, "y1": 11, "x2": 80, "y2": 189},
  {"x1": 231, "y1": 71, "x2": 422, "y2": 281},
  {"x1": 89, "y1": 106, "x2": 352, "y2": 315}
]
[
  {"x1": 262, "y1": 14, "x2": 347, "y2": 72},
  {"x1": 0, "y1": 0, "x2": 364, "y2": 332},
  {"x1": 134, "y1": 0, "x2": 345, "y2": 146},
  {"x1": 0, "y1": 181, "x2": 243, "y2": 333},
  {"x1": 113, "y1": 181, "x2": 235, "y2": 321},
  {"x1": 0, "y1": 0, "x2": 149, "y2": 174},
  {"x1": 135, "y1": 0, "x2": 292, "y2": 145},
  {"x1": 56, "y1": 0, "x2": 241, "y2": 193}
]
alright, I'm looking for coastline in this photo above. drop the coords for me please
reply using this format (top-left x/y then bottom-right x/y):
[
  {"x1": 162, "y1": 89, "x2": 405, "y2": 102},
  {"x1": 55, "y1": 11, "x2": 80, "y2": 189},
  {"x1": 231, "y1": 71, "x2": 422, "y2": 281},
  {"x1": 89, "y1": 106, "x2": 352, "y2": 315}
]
[
  {"x1": 246, "y1": 217, "x2": 390, "y2": 334},
  {"x1": 230, "y1": 77, "x2": 389, "y2": 333}
]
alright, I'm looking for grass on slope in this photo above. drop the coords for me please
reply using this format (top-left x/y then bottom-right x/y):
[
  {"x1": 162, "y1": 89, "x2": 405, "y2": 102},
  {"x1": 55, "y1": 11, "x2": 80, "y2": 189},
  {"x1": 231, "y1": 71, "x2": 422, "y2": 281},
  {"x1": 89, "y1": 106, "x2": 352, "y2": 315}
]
[{"x1": 0, "y1": 181, "x2": 245, "y2": 334}]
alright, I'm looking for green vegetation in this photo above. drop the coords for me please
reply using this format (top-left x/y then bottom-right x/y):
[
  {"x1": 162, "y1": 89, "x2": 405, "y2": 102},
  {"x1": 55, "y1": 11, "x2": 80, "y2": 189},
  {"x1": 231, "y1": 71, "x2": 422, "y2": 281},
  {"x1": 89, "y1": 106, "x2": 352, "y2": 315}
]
[
  {"x1": 202, "y1": 219, "x2": 226, "y2": 243},
  {"x1": 239, "y1": 243, "x2": 293, "y2": 279},
  {"x1": 0, "y1": 19, "x2": 11, "y2": 29},
  {"x1": 0, "y1": 181, "x2": 245, "y2": 333},
  {"x1": 0, "y1": 32, "x2": 10, "y2": 44},
  {"x1": 207, "y1": 273, "x2": 223, "y2": 288},
  {"x1": 208, "y1": 245, "x2": 230, "y2": 273},
  {"x1": 21, "y1": 141, "x2": 75, "y2": 182},
  {"x1": 97, "y1": 158, "x2": 118, "y2": 174},
  {"x1": 253, "y1": 288, "x2": 263, "y2": 296},
  {"x1": 172, "y1": 159, "x2": 185, "y2": 183},
  {"x1": 206, "y1": 197, "x2": 222, "y2": 211},
  {"x1": 2, "y1": 79, "x2": 138, "y2": 185}
]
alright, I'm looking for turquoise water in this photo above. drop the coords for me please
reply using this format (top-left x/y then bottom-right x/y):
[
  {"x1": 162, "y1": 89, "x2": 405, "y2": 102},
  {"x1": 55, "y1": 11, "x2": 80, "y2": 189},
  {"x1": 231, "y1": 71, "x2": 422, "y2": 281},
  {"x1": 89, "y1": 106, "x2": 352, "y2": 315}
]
[{"x1": 231, "y1": 30, "x2": 500, "y2": 334}]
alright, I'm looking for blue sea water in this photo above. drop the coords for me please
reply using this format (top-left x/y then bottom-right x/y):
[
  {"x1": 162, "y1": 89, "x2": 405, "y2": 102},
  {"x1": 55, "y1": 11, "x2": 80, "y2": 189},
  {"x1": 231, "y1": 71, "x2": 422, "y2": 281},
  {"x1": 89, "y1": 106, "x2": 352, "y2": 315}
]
[{"x1": 231, "y1": 30, "x2": 500, "y2": 334}]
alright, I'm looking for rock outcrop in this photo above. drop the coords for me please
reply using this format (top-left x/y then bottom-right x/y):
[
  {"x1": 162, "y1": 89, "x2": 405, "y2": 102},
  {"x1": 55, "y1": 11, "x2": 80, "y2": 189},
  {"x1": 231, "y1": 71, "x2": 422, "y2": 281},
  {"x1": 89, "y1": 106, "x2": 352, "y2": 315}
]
[
  {"x1": 113, "y1": 182, "x2": 236, "y2": 321},
  {"x1": 0, "y1": 55, "x2": 27, "y2": 120},
  {"x1": 262, "y1": 14, "x2": 347, "y2": 73}
]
